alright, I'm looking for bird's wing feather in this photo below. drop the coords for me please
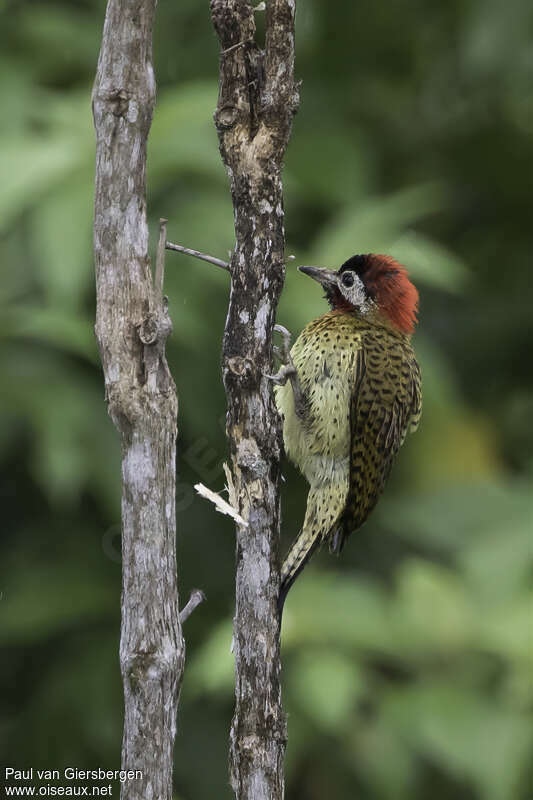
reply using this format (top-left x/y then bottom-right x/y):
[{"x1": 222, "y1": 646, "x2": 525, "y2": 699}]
[{"x1": 333, "y1": 331, "x2": 421, "y2": 553}]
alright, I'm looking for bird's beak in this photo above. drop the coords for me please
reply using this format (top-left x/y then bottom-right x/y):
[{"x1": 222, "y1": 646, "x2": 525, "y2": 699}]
[{"x1": 298, "y1": 266, "x2": 338, "y2": 290}]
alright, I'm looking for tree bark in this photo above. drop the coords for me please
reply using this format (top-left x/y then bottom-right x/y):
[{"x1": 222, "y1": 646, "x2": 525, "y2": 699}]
[
  {"x1": 92, "y1": 3, "x2": 183, "y2": 799},
  {"x1": 210, "y1": 1, "x2": 299, "y2": 797}
]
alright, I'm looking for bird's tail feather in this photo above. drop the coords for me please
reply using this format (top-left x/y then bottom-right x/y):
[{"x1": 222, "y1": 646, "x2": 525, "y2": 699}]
[
  {"x1": 278, "y1": 483, "x2": 347, "y2": 616},
  {"x1": 278, "y1": 531, "x2": 321, "y2": 615}
]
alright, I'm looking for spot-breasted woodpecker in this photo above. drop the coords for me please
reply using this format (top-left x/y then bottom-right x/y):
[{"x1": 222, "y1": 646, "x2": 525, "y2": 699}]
[{"x1": 272, "y1": 254, "x2": 422, "y2": 612}]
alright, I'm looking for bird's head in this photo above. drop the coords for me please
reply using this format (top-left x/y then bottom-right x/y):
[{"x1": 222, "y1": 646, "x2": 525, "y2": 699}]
[{"x1": 299, "y1": 254, "x2": 419, "y2": 335}]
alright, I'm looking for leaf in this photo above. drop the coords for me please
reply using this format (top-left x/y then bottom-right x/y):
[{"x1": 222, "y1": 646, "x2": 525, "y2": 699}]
[
  {"x1": 390, "y1": 560, "x2": 474, "y2": 657},
  {"x1": 283, "y1": 572, "x2": 392, "y2": 653},
  {"x1": 312, "y1": 183, "x2": 448, "y2": 264},
  {"x1": 187, "y1": 619, "x2": 234, "y2": 696},
  {"x1": 31, "y1": 169, "x2": 94, "y2": 306},
  {"x1": 478, "y1": 594, "x2": 533, "y2": 663},
  {"x1": 149, "y1": 82, "x2": 224, "y2": 181},
  {"x1": 285, "y1": 124, "x2": 374, "y2": 204},
  {"x1": 1, "y1": 305, "x2": 96, "y2": 362},
  {"x1": 310, "y1": 183, "x2": 468, "y2": 291},
  {"x1": 382, "y1": 683, "x2": 533, "y2": 800},
  {"x1": 17, "y1": 5, "x2": 100, "y2": 78},
  {"x1": 349, "y1": 718, "x2": 416, "y2": 800},
  {"x1": 0, "y1": 345, "x2": 118, "y2": 505},
  {"x1": 390, "y1": 230, "x2": 469, "y2": 291},
  {"x1": 287, "y1": 649, "x2": 365, "y2": 731},
  {"x1": 0, "y1": 563, "x2": 115, "y2": 645},
  {"x1": 384, "y1": 482, "x2": 533, "y2": 555},
  {"x1": 0, "y1": 134, "x2": 85, "y2": 230}
]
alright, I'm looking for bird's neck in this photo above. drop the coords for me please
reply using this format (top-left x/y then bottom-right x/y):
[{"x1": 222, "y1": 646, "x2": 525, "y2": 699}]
[{"x1": 326, "y1": 305, "x2": 411, "y2": 339}]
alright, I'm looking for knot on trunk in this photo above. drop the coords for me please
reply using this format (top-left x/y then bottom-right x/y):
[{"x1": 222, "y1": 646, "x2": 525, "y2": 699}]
[
  {"x1": 139, "y1": 312, "x2": 159, "y2": 345},
  {"x1": 105, "y1": 88, "x2": 130, "y2": 117},
  {"x1": 122, "y1": 650, "x2": 183, "y2": 695},
  {"x1": 227, "y1": 355, "x2": 256, "y2": 383},
  {"x1": 215, "y1": 104, "x2": 241, "y2": 130}
]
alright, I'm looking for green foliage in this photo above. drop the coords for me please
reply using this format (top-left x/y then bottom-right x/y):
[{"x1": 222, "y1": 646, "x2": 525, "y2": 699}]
[{"x1": 1, "y1": 0, "x2": 532, "y2": 799}]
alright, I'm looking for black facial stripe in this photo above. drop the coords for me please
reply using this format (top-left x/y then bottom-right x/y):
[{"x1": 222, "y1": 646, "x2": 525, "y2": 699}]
[{"x1": 339, "y1": 254, "x2": 371, "y2": 275}]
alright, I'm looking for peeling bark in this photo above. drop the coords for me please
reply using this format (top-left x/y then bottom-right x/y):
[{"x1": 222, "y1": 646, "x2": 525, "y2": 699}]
[
  {"x1": 92, "y1": 3, "x2": 183, "y2": 799},
  {"x1": 210, "y1": 1, "x2": 299, "y2": 797}
]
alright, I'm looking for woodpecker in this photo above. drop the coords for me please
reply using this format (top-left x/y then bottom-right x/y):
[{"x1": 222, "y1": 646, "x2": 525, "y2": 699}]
[{"x1": 271, "y1": 254, "x2": 422, "y2": 612}]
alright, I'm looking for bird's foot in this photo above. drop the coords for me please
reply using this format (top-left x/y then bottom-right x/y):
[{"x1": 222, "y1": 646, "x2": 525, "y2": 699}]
[
  {"x1": 264, "y1": 363, "x2": 297, "y2": 386},
  {"x1": 264, "y1": 325, "x2": 297, "y2": 386},
  {"x1": 265, "y1": 325, "x2": 308, "y2": 421},
  {"x1": 273, "y1": 324, "x2": 293, "y2": 364}
]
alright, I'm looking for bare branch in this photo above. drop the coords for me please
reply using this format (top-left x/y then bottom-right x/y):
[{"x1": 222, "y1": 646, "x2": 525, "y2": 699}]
[
  {"x1": 166, "y1": 240, "x2": 230, "y2": 271},
  {"x1": 166, "y1": 240, "x2": 294, "y2": 271},
  {"x1": 179, "y1": 589, "x2": 206, "y2": 624}
]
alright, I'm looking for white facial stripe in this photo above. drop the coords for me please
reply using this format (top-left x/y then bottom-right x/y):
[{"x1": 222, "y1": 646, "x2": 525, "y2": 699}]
[{"x1": 339, "y1": 272, "x2": 373, "y2": 314}]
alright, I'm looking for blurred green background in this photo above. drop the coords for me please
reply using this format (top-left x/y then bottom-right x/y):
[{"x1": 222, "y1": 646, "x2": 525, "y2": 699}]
[{"x1": 1, "y1": 0, "x2": 532, "y2": 798}]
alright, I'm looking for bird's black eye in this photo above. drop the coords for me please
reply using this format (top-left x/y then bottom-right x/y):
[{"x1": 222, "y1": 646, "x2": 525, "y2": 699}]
[{"x1": 341, "y1": 271, "x2": 355, "y2": 287}]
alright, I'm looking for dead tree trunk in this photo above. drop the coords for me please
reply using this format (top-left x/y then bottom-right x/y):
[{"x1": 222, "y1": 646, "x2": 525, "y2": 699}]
[
  {"x1": 210, "y1": 1, "x2": 299, "y2": 797},
  {"x1": 92, "y1": 2, "x2": 185, "y2": 798}
]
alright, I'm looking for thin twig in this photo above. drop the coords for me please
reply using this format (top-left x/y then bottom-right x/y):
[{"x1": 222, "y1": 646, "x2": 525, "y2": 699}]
[
  {"x1": 179, "y1": 589, "x2": 206, "y2": 624},
  {"x1": 167, "y1": 240, "x2": 295, "y2": 271},
  {"x1": 166, "y1": 241, "x2": 230, "y2": 271},
  {"x1": 221, "y1": 38, "x2": 252, "y2": 55}
]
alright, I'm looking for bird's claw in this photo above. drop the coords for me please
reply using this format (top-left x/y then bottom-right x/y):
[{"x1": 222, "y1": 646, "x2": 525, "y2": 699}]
[
  {"x1": 264, "y1": 324, "x2": 296, "y2": 385},
  {"x1": 264, "y1": 364, "x2": 297, "y2": 386},
  {"x1": 273, "y1": 324, "x2": 293, "y2": 364}
]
